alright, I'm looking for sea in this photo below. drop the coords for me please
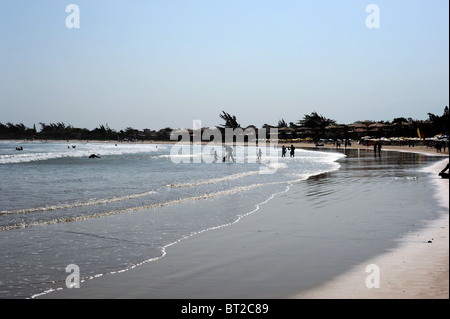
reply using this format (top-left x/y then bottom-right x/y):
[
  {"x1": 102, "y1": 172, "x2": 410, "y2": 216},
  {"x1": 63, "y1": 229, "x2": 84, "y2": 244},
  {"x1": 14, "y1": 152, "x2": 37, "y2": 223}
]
[{"x1": 0, "y1": 140, "x2": 347, "y2": 298}]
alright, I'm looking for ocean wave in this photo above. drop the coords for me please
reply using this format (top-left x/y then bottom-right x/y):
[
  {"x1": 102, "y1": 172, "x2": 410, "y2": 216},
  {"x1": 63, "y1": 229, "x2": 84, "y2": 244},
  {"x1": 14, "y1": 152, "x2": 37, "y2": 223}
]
[
  {"x1": 0, "y1": 190, "x2": 157, "y2": 216},
  {"x1": 0, "y1": 147, "x2": 346, "y2": 231},
  {"x1": 167, "y1": 171, "x2": 260, "y2": 188},
  {"x1": 0, "y1": 182, "x2": 285, "y2": 231},
  {"x1": 0, "y1": 152, "x2": 77, "y2": 164},
  {"x1": 0, "y1": 143, "x2": 164, "y2": 164}
]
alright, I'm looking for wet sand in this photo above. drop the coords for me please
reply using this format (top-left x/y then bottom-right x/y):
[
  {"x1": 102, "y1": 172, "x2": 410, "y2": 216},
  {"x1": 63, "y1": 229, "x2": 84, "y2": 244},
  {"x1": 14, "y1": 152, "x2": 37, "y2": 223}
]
[
  {"x1": 39, "y1": 147, "x2": 449, "y2": 299},
  {"x1": 295, "y1": 158, "x2": 449, "y2": 299},
  {"x1": 293, "y1": 146, "x2": 449, "y2": 299}
]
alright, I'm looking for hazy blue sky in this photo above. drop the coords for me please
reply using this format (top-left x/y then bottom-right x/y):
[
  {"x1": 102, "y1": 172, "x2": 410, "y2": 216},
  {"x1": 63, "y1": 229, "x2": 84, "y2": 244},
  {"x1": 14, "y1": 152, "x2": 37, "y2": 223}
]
[{"x1": 1, "y1": 0, "x2": 448, "y2": 130}]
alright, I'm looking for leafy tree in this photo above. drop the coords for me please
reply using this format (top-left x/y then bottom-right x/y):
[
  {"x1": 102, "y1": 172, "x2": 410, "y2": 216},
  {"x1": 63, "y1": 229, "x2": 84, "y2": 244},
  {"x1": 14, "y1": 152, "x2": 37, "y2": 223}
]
[
  {"x1": 125, "y1": 127, "x2": 139, "y2": 139},
  {"x1": 0, "y1": 122, "x2": 7, "y2": 135},
  {"x1": 297, "y1": 111, "x2": 336, "y2": 142},
  {"x1": 277, "y1": 119, "x2": 288, "y2": 128},
  {"x1": 392, "y1": 117, "x2": 409, "y2": 136}
]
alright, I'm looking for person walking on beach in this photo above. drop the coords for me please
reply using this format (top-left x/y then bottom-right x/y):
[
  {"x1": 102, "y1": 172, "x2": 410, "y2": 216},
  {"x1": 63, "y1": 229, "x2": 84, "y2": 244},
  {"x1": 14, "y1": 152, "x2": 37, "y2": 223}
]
[
  {"x1": 281, "y1": 145, "x2": 287, "y2": 157},
  {"x1": 225, "y1": 145, "x2": 234, "y2": 162},
  {"x1": 213, "y1": 150, "x2": 218, "y2": 163}
]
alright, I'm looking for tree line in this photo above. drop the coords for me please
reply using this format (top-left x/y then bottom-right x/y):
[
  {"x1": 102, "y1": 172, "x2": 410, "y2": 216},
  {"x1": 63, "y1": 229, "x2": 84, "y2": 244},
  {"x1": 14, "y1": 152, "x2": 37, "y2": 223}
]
[
  {"x1": 220, "y1": 107, "x2": 449, "y2": 142},
  {"x1": 1, "y1": 106, "x2": 448, "y2": 141},
  {"x1": 0, "y1": 122, "x2": 169, "y2": 141}
]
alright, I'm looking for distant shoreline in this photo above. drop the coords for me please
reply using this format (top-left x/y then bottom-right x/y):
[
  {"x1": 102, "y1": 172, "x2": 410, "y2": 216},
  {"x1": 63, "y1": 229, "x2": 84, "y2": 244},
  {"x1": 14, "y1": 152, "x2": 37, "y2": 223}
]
[{"x1": 3, "y1": 139, "x2": 449, "y2": 158}]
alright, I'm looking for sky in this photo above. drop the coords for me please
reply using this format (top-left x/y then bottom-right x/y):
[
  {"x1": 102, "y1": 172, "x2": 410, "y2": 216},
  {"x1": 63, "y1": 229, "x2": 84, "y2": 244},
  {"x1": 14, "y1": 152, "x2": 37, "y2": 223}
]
[{"x1": 0, "y1": 0, "x2": 448, "y2": 131}]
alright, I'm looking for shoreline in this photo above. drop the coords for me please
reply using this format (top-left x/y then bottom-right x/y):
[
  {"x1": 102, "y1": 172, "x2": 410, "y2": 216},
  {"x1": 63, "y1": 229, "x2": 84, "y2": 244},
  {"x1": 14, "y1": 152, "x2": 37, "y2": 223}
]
[
  {"x1": 36, "y1": 146, "x2": 449, "y2": 299},
  {"x1": 3, "y1": 139, "x2": 449, "y2": 158}
]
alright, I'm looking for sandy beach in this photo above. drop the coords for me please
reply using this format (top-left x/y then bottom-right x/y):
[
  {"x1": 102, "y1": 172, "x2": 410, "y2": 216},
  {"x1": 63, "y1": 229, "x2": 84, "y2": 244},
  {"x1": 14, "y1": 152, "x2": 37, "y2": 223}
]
[{"x1": 35, "y1": 144, "x2": 449, "y2": 300}]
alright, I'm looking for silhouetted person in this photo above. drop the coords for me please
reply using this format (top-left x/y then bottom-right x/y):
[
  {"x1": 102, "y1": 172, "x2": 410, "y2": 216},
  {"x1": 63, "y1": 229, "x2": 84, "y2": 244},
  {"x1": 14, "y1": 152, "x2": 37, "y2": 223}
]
[
  {"x1": 289, "y1": 145, "x2": 295, "y2": 157},
  {"x1": 281, "y1": 145, "x2": 287, "y2": 157},
  {"x1": 439, "y1": 162, "x2": 450, "y2": 179},
  {"x1": 257, "y1": 148, "x2": 262, "y2": 162},
  {"x1": 225, "y1": 145, "x2": 234, "y2": 162}
]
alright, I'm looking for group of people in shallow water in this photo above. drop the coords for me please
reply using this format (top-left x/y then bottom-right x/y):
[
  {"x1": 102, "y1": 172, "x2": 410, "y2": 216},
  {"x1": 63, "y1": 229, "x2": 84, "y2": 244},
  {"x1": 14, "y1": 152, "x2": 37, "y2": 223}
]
[
  {"x1": 212, "y1": 144, "x2": 297, "y2": 163},
  {"x1": 373, "y1": 141, "x2": 382, "y2": 154},
  {"x1": 281, "y1": 145, "x2": 295, "y2": 158},
  {"x1": 64, "y1": 143, "x2": 100, "y2": 158},
  {"x1": 15, "y1": 144, "x2": 101, "y2": 159},
  {"x1": 213, "y1": 145, "x2": 236, "y2": 163}
]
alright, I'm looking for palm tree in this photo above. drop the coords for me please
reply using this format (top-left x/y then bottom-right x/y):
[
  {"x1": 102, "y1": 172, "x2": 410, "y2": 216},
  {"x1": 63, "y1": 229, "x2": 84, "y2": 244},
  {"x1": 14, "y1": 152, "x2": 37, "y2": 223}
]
[{"x1": 219, "y1": 111, "x2": 240, "y2": 129}]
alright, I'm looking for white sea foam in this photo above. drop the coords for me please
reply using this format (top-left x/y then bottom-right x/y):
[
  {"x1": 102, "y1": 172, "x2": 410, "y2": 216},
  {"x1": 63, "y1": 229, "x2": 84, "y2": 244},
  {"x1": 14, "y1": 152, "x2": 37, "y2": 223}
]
[
  {"x1": 168, "y1": 171, "x2": 260, "y2": 188},
  {"x1": 0, "y1": 190, "x2": 158, "y2": 216},
  {"x1": 0, "y1": 143, "x2": 164, "y2": 164}
]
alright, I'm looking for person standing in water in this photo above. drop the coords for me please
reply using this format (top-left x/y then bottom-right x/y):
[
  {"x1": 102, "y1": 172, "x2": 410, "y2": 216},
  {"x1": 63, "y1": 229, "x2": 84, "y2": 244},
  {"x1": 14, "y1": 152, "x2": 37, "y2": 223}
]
[
  {"x1": 225, "y1": 145, "x2": 234, "y2": 162},
  {"x1": 289, "y1": 144, "x2": 295, "y2": 157}
]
